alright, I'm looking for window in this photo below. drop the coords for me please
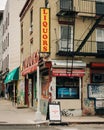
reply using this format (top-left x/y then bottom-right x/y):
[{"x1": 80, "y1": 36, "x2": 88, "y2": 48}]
[
  {"x1": 96, "y1": 0, "x2": 104, "y2": 15},
  {"x1": 56, "y1": 77, "x2": 79, "y2": 99},
  {"x1": 56, "y1": 86, "x2": 79, "y2": 99},
  {"x1": 96, "y1": 29, "x2": 104, "y2": 53},
  {"x1": 60, "y1": 25, "x2": 73, "y2": 51},
  {"x1": 21, "y1": 24, "x2": 23, "y2": 44},
  {"x1": 92, "y1": 73, "x2": 104, "y2": 83},
  {"x1": 8, "y1": 13, "x2": 9, "y2": 26},
  {"x1": 8, "y1": 33, "x2": 9, "y2": 46},
  {"x1": 60, "y1": 0, "x2": 73, "y2": 10},
  {"x1": 30, "y1": 8, "x2": 33, "y2": 33}
]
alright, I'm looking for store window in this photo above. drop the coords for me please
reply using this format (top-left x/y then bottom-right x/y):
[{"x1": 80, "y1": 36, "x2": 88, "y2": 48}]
[
  {"x1": 56, "y1": 77, "x2": 79, "y2": 99},
  {"x1": 91, "y1": 73, "x2": 104, "y2": 83}
]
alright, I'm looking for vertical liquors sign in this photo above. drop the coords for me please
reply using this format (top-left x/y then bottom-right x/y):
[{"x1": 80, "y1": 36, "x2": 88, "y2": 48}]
[{"x1": 40, "y1": 8, "x2": 50, "y2": 53}]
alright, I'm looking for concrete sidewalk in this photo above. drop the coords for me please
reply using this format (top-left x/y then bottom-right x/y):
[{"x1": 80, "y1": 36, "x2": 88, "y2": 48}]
[{"x1": 0, "y1": 99, "x2": 104, "y2": 125}]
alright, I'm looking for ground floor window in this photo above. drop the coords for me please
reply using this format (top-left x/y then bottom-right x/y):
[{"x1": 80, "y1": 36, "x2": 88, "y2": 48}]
[{"x1": 56, "y1": 77, "x2": 80, "y2": 99}]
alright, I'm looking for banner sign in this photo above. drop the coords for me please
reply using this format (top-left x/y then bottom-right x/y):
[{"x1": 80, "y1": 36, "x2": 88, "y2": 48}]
[
  {"x1": 40, "y1": 8, "x2": 50, "y2": 53},
  {"x1": 21, "y1": 50, "x2": 39, "y2": 76},
  {"x1": 52, "y1": 69, "x2": 85, "y2": 77}
]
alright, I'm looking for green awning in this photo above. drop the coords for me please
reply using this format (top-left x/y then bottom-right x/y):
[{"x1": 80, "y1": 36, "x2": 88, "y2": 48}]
[{"x1": 4, "y1": 67, "x2": 19, "y2": 84}]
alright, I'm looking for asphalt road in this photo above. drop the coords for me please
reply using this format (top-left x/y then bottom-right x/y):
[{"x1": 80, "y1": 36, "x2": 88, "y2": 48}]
[
  {"x1": 0, "y1": 124, "x2": 104, "y2": 130},
  {"x1": 55, "y1": 124, "x2": 104, "y2": 130},
  {"x1": 0, "y1": 126, "x2": 57, "y2": 130}
]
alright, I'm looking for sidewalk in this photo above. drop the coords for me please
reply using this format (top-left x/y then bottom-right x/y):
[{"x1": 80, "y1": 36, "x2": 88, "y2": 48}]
[{"x1": 0, "y1": 99, "x2": 104, "y2": 125}]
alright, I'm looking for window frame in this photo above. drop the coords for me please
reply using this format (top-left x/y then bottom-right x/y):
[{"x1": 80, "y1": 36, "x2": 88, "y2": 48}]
[
  {"x1": 30, "y1": 8, "x2": 33, "y2": 34},
  {"x1": 59, "y1": 25, "x2": 73, "y2": 51},
  {"x1": 96, "y1": 28, "x2": 104, "y2": 53},
  {"x1": 56, "y1": 77, "x2": 80, "y2": 99}
]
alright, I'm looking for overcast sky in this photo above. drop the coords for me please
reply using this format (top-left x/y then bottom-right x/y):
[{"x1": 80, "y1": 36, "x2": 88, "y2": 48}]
[{"x1": 0, "y1": 0, "x2": 7, "y2": 10}]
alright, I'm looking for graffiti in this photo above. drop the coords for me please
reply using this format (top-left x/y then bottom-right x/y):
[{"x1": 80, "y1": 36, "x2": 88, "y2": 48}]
[
  {"x1": 61, "y1": 109, "x2": 74, "y2": 117},
  {"x1": 84, "y1": 99, "x2": 91, "y2": 107},
  {"x1": 83, "y1": 98, "x2": 95, "y2": 115},
  {"x1": 88, "y1": 84, "x2": 104, "y2": 98},
  {"x1": 49, "y1": 77, "x2": 56, "y2": 100}
]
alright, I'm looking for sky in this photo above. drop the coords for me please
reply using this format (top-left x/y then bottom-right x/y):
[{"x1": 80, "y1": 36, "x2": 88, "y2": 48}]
[{"x1": 0, "y1": 0, "x2": 7, "y2": 10}]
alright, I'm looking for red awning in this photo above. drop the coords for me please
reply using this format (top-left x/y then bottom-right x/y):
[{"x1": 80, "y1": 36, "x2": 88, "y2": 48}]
[{"x1": 22, "y1": 64, "x2": 37, "y2": 76}]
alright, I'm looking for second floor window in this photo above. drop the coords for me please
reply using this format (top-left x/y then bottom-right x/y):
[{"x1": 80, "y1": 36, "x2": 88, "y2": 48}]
[
  {"x1": 96, "y1": 29, "x2": 104, "y2": 53},
  {"x1": 59, "y1": 25, "x2": 73, "y2": 51}
]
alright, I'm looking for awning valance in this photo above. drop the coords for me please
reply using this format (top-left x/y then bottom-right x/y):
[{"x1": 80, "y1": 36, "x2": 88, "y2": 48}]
[
  {"x1": 51, "y1": 60, "x2": 86, "y2": 68},
  {"x1": 4, "y1": 67, "x2": 19, "y2": 84}
]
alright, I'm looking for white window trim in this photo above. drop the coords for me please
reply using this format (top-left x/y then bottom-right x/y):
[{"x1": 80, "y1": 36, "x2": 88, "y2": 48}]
[
  {"x1": 96, "y1": 28, "x2": 104, "y2": 52},
  {"x1": 59, "y1": 25, "x2": 73, "y2": 51}
]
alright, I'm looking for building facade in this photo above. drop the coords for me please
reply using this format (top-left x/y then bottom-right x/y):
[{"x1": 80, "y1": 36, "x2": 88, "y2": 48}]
[
  {"x1": 19, "y1": 0, "x2": 104, "y2": 116},
  {"x1": 0, "y1": 10, "x2": 3, "y2": 96},
  {"x1": 2, "y1": 0, "x2": 26, "y2": 101}
]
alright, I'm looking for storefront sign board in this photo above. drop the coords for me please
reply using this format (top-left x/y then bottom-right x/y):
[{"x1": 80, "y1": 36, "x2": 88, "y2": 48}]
[{"x1": 40, "y1": 8, "x2": 50, "y2": 53}]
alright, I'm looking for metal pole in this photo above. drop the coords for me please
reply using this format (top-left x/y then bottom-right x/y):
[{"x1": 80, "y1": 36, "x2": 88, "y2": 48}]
[{"x1": 35, "y1": 65, "x2": 42, "y2": 121}]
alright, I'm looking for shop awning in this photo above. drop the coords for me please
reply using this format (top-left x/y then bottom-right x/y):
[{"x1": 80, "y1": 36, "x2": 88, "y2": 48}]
[
  {"x1": 4, "y1": 67, "x2": 19, "y2": 84},
  {"x1": 51, "y1": 60, "x2": 86, "y2": 68}
]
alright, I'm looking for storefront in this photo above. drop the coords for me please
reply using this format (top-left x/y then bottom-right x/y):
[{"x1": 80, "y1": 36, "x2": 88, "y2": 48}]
[
  {"x1": 40, "y1": 60, "x2": 86, "y2": 116},
  {"x1": 88, "y1": 62, "x2": 104, "y2": 115},
  {"x1": 21, "y1": 50, "x2": 39, "y2": 108},
  {"x1": 4, "y1": 67, "x2": 19, "y2": 103}
]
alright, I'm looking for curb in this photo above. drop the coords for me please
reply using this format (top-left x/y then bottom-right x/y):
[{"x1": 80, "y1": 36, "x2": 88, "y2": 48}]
[
  {"x1": 0, "y1": 121, "x2": 49, "y2": 126},
  {"x1": 0, "y1": 123, "x2": 49, "y2": 126},
  {"x1": 67, "y1": 121, "x2": 104, "y2": 125},
  {"x1": 0, "y1": 121, "x2": 104, "y2": 126}
]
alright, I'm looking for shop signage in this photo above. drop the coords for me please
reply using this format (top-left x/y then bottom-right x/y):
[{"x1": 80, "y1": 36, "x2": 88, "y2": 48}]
[
  {"x1": 52, "y1": 69, "x2": 85, "y2": 77},
  {"x1": 40, "y1": 8, "x2": 50, "y2": 53},
  {"x1": 91, "y1": 62, "x2": 104, "y2": 68},
  {"x1": 21, "y1": 51, "x2": 39, "y2": 76},
  {"x1": 46, "y1": 102, "x2": 61, "y2": 122}
]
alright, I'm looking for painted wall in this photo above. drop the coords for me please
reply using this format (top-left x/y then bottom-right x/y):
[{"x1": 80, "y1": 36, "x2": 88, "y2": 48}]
[{"x1": 3, "y1": 0, "x2": 26, "y2": 72}]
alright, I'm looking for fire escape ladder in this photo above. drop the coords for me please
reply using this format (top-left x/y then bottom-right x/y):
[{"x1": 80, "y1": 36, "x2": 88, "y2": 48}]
[{"x1": 75, "y1": 14, "x2": 104, "y2": 53}]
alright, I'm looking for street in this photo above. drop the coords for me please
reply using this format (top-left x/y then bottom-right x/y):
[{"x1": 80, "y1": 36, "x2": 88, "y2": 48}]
[
  {"x1": 55, "y1": 124, "x2": 104, "y2": 130},
  {"x1": 0, "y1": 124, "x2": 104, "y2": 130}
]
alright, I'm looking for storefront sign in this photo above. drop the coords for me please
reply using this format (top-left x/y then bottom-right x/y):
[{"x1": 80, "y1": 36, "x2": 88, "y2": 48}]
[
  {"x1": 91, "y1": 62, "x2": 104, "y2": 68},
  {"x1": 40, "y1": 8, "x2": 50, "y2": 53},
  {"x1": 21, "y1": 51, "x2": 39, "y2": 76},
  {"x1": 52, "y1": 69, "x2": 85, "y2": 77}
]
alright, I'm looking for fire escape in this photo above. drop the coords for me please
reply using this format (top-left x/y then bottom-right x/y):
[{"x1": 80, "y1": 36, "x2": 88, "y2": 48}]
[{"x1": 56, "y1": 0, "x2": 104, "y2": 58}]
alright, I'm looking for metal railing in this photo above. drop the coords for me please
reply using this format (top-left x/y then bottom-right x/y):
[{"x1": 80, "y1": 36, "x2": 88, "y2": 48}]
[
  {"x1": 56, "y1": 39, "x2": 104, "y2": 54},
  {"x1": 56, "y1": 0, "x2": 96, "y2": 16}
]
